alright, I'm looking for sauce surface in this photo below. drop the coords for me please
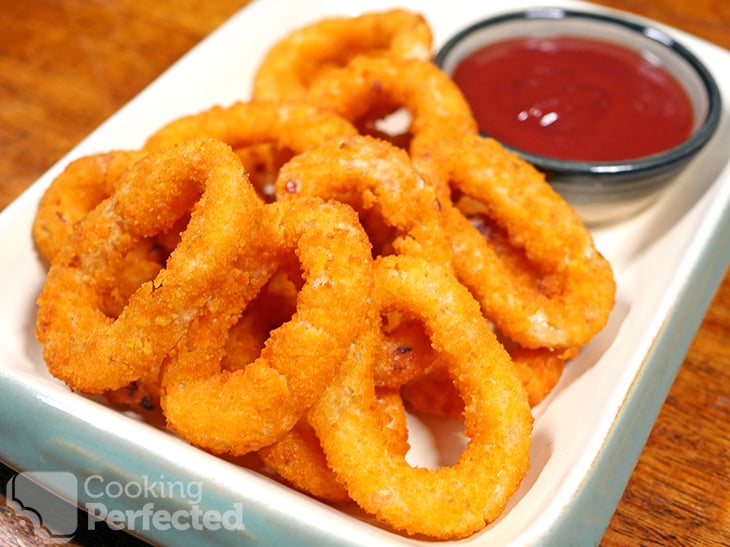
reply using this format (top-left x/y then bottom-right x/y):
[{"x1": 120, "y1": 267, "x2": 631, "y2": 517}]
[{"x1": 451, "y1": 36, "x2": 694, "y2": 161}]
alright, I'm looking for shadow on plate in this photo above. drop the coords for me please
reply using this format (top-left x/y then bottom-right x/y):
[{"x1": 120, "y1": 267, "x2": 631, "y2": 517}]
[{"x1": 532, "y1": 296, "x2": 632, "y2": 419}]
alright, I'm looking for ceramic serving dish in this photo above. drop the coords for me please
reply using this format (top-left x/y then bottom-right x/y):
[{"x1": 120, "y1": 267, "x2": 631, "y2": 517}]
[{"x1": 1, "y1": 0, "x2": 729, "y2": 545}]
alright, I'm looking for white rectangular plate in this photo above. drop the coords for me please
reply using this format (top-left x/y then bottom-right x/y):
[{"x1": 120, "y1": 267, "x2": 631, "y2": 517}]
[{"x1": 1, "y1": 0, "x2": 729, "y2": 545}]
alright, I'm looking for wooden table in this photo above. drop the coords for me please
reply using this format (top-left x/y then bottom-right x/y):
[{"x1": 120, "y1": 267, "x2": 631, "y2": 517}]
[{"x1": 1, "y1": 1, "x2": 728, "y2": 545}]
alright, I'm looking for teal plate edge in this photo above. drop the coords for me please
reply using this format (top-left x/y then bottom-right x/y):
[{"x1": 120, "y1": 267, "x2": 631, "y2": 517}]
[
  {"x1": 536, "y1": 193, "x2": 730, "y2": 545},
  {"x1": 0, "y1": 377, "x2": 362, "y2": 547}
]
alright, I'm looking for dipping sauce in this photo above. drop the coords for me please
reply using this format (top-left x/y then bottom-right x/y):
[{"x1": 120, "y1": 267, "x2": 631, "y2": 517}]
[{"x1": 451, "y1": 36, "x2": 694, "y2": 161}]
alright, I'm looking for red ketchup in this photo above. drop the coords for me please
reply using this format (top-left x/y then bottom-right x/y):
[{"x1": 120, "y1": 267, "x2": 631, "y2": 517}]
[{"x1": 451, "y1": 36, "x2": 693, "y2": 161}]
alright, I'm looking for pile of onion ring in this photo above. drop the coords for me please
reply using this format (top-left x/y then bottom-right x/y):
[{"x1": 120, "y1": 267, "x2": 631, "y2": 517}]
[{"x1": 32, "y1": 8, "x2": 615, "y2": 541}]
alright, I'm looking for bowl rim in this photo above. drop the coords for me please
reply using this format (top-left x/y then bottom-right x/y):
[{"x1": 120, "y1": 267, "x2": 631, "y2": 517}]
[{"x1": 434, "y1": 7, "x2": 723, "y2": 182}]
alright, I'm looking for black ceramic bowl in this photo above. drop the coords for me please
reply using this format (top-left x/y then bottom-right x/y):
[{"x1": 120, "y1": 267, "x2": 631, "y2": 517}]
[{"x1": 435, "y1": 8, "x2": 722, "y2": 224}]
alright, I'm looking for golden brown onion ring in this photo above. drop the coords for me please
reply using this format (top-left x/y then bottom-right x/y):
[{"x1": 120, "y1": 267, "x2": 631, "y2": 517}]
[
  {"x1": 420, "y1": 132, "x2": 616, "y2": 350},
  {"x1": 36, "y1": 138, "x2": 261, "y2": 393},
  {"x1": 259, "y1": 389, "x2": 409, "y2": 503},
  {"x1": 274, "y1": 135, "x2": 450, "y2": 264},
  {"x1": 160, "y1": 198, "x2": 374, "y2": 456},
  {"x1": 145, "y1": 101, "x2": 357, "y2": 153},
  {"x1": 252, "y1": 9, "x2": 432, "y2": 102},
  {"x1": 303, "y1": 56, "x2": 476, "y2": 142},
  {"x1": 309, "y1": 255, "x2": 532, "y2": 539},
  {"x1": 32, "y1": 150, "x2": 145, "y2": 263}
]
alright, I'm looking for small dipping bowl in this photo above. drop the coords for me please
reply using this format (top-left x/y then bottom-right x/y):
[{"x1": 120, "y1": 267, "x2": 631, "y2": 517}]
[{"x1": 435, "y1": 8, "x2": 722, "y2": 224}]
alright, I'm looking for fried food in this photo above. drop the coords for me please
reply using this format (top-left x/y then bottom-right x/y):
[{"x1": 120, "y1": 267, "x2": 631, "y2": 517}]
[
  {"x1": 299, "y1": 54, "x2": 615, "y2": 352},
  {"x1": 31, "y1": 7, "x2": 618, "y2": 541},
  {"x1": 259, "y1": 389, "x2": 409, "y2": 503},
  {"x1": 425, "y1": 133, "x2": 616, "y2": 351},
  {"x1": 252, "y1": 9, "x2": 432, "y2": 102},
  {"x1": 303, "y1": 56, "x2": 477, "y2": 143},
  {"x1": 274, "y1": 134, "x2": 450, "y2": 264},
  {"x1": 144, "y1": 101, "x2": 357, "y2": 152},
  {"x1": 309, "y1": 255, "x2": 533, "y2": 539},
  {"x1": 160, "y1": 198, "x2": 374, "y2": 455},
  {"x1": 32, "y1": 150, "x2": 144, "y2": 263},
  {"x1": 402, "y1": 346, "x2": 566, "y2": 420},
  {"x1": 36, "y1": 138, "x2": 262, "y2": 393}
]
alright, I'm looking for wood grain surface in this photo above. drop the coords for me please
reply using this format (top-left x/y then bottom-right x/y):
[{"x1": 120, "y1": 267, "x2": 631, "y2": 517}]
[{"x1": 0, "y1": 1, "x2": 728, "y2": 545}]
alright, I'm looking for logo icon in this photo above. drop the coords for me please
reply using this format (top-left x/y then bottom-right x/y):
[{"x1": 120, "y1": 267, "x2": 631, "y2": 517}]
[{"x1": 5, "y1": 471, "x2": 78, "y2": 543}]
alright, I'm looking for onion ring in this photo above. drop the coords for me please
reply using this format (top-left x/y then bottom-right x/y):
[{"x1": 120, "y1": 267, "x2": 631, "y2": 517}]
[
  {"x1": 309, "y1": 255, "x2": 532, "y2": 539},
  {"x1": 32, "y1": 150, "x2": 145, "y2": 263},
  {"x1": 36, "y1": 138, "x2": 261, "y2": 393},
  {"x1": 422, "y1": 132, "x2": 616, "y2": 350},
  {"x1": 144, "y1": 101, "x2": 356, "y2": 205},
  {"x1": 31, "y1": 149, "x2": 174, "y2": 317},
  {"x1": 274, "y1": 135, "x2": 450, "y2": 263},
  {"x1": 303, "y1": 56, "x2": 476, "y2": 142},
  {"x1": 252, "y1": 9, "x2": 432, "y2": 102},
  {"x1": 160, "y1": 197, "x2": 374, "y2": 455},
  {"x1": 145, "y1": 101, "x2": 357, "y2": 153},
  {"x1": 259, "y1": 389, "x2": 409, "y2": 503},
  {"x1": 105, "y1": 102, "x2": 357, "y2": 414}
]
